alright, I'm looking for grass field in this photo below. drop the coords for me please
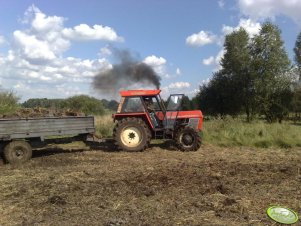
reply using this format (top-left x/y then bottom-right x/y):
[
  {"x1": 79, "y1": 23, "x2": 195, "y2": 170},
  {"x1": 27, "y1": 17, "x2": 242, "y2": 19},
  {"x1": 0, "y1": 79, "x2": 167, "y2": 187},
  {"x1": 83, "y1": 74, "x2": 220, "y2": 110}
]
[
  {"x1": 95, "y1": 115, "x2": 301, "y2": 149},
  {"x1": 202, "y1": 117, "x2": 301, "y2": 148}
]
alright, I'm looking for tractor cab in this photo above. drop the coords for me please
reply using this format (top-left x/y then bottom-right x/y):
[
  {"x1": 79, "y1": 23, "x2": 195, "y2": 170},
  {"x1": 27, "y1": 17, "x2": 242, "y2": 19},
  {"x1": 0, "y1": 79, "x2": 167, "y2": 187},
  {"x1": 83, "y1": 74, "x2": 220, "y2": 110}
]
[
  {"x1": 141, "y1": 93, "x2": 185, "y2": 129},
  {"x1": 115, "y1": 90, "x2": 185, "y2": 128},
  {"x1": 113, "y1": 89, "x2": 203, "y2": 152}
]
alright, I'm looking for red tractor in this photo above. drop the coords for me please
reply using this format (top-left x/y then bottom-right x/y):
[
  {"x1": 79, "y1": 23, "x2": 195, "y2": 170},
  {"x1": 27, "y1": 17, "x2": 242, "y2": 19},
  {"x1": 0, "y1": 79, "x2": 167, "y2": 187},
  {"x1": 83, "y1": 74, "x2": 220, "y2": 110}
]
[{"x1": 113, "y1": 89, "x2": 203, "y2": 152}]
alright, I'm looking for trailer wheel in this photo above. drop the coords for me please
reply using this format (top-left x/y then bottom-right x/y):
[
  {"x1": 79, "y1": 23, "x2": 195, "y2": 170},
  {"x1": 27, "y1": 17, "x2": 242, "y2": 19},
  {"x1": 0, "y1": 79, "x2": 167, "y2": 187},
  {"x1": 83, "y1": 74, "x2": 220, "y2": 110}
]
[
  {"x1": 4, "y1": 140, "x2": 32, "y2": 164},
  {"x1": 175, "y1": 127, "x2": 201, "y2": 152},
  {"x1": 113, "y1": 117, "x2": 151, "y2": 152}
]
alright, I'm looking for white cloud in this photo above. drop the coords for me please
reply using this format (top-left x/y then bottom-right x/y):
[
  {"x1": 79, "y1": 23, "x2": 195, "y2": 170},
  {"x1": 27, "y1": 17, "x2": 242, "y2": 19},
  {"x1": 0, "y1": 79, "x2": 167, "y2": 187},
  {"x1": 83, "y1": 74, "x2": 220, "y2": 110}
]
[
  {"x1": 13, "y1": 30, "x2": 56, "y2": 61},
  {"x1": 238, "y1": 0, "x2": 301, "y2": 26},
  {"x1": 99, "y1": 46, "x2": 112, "y2": 56},
  {"x1": 0, "y1": 5, "x2": 121, "y2": 100},
  {"x1": 202, "y1": 56, "x2": 215, "y2": 66},
  {"x1": 222, "y1": 18, "x2": 261, "y2": 37},
  {"x1": 0, "y1": 36, "x2": 5, "y2": 45},
  {"x1": 21, "y1": 5, "x2": 70, "y2": 56},
  {"x1": 186, "y1": 31, "x2": 217, "y2": 47},
  {"x1": 14, "y1": 4, "x2": 122, "y2": 61},
  {"x1": 176, "y1": 68, "x2": 181, "y2": 75},
  {"x1": 21, "y1": 4, "x2": 41, "y2": 24},
  {"x1": 143, "y1": 55, "x2": 166, "y2": 66},
  {"x1": 168, "y1": 82, "x2": 190, "y2": 89},
  {"x1": 62, "y1": 24, "x2": 123, "y2": 42},
  {"x1": 0, "y1": 53, "x2": 112, "y2": 100},
  {"x1": 160, "y1": 82, "x2": 192, "y2": 98},
  {"x1": 143, "y1": 55, "x2": 168, "y2": 77},
  {"x1": 23, "y1": 5, "x2": 123, "y2": 42},
  {"x1": 203, "y1": 49, "x2": 225, "y2": 70},
  {"x1": 31, "y1": 7, "x2": 64, "y2": 33},
  {"x1": 218, "y1": 0, "x2": 225, "y2": 8}
]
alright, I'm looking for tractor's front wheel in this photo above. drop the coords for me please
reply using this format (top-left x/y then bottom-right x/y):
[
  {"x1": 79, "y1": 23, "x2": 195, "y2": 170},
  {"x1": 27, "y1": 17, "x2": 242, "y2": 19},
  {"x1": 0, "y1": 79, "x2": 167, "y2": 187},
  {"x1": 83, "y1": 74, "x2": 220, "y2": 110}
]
[
  {"x1": 113, "y1": 118, "x2": 151, "y2": 152},
  {"x1": 175, "y1": 127, "x2": 201, "y2": 151}
]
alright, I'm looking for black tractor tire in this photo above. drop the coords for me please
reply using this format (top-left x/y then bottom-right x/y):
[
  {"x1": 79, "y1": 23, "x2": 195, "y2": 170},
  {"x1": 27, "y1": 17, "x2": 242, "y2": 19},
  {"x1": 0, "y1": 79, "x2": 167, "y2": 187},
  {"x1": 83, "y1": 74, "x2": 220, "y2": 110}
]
[
  {"x1": 175, "y1": 127, "x2": 201, "y2": 152},
  {"x1": 113, "y1": 117, "x2": 151, "y2": 152},
  {"x1": 4, "y1": 140, "x2": 32, "y2": 164}
]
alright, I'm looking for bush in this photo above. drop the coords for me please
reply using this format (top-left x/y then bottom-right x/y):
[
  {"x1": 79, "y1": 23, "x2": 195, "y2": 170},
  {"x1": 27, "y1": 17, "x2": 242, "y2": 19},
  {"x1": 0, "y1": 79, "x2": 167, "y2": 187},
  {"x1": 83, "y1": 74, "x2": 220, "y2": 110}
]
[
  {"x1": 65, "y1": 95, "x2": 105, "y2": 116},
  {"x1": 0, "y1": 90, "x2": 20, "y2": 115}
]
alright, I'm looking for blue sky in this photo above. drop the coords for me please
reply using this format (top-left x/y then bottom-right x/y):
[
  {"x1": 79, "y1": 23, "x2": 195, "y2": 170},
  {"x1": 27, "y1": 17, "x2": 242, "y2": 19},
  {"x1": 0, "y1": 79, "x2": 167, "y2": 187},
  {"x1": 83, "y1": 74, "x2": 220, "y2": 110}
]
[{"x1": 0, "y1": 0, "x2": 301, "y2": 101}]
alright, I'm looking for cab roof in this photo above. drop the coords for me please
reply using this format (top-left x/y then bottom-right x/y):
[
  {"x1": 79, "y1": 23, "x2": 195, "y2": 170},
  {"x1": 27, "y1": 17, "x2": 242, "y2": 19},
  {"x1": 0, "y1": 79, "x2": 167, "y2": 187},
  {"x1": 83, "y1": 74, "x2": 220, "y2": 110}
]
[{"x1": 119, "y1": 89, "x2": 161, "y2": 97}]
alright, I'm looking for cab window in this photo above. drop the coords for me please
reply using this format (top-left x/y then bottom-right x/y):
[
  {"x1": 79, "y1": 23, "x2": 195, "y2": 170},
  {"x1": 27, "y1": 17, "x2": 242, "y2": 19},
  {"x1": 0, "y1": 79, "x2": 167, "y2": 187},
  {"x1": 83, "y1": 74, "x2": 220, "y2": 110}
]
[
  {"x1": 143, "y1": 96, "x2": 161, "y2": 111},
  {"x1": 121, "y1": 97, "x2": 144, "y2": 112},
  {"x1": 166, "y1": 94, "x2": 184, "y2": 111}
]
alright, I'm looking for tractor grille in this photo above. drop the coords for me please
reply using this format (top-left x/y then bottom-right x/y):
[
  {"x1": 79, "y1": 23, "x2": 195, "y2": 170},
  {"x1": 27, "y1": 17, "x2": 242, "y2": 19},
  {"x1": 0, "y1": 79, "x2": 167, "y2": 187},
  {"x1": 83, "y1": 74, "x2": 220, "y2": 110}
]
[{"x1": 188, "y1": 118, "x2": 199, "y2": 129}]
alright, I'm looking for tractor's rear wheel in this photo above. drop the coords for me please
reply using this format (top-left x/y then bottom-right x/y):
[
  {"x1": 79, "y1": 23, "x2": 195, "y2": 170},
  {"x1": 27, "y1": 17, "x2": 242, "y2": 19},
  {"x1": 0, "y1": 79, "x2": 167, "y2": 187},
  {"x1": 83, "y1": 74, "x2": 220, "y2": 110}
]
[
  {"x1": 175, "y1": 127, "x2": 201, "y2": 151},
  {"x1": 113, "y1": 118, "x2": 151, "y2": 152}
]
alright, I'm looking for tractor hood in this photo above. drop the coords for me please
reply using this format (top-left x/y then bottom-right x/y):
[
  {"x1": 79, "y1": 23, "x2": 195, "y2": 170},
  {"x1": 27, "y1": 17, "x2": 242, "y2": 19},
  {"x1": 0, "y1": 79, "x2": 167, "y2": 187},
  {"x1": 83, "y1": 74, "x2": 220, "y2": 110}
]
[
  {"x1": 157, "y1": 110, "x2": 203, "y2": 130},
  {"x1": 176, "y1": 110, "x2": 203, "y2": 119}
]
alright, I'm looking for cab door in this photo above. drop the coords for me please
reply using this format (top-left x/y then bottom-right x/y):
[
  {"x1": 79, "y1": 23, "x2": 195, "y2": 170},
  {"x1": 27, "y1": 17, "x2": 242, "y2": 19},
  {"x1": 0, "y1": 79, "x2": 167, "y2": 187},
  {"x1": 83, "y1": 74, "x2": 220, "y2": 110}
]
[{"x1": 164, "y1": 94, "x2": 184, "y2": 128}]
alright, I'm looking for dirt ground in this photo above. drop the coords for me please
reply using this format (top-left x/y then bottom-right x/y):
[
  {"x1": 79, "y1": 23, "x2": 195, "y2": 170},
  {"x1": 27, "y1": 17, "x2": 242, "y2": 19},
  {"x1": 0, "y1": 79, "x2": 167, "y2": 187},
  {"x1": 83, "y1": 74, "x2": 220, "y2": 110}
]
[{"x1": 0, "y1": 142, "x2": 300, "y2": 226}]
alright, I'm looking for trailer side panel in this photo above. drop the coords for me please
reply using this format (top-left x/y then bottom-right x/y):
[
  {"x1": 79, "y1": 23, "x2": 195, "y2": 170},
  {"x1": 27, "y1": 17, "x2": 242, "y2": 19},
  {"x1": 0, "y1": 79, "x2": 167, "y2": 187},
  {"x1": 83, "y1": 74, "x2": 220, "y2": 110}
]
[{"x1": 0, "y1": 116, "x2": 95, "y2": 140}]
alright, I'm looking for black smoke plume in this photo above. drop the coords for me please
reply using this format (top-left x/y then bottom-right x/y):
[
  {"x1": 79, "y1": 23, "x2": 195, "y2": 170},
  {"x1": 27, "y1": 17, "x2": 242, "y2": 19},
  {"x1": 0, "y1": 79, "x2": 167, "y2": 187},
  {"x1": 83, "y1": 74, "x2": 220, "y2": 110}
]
[{"x1": 92, "y1": 49, "x2": 161, "y2": 95}]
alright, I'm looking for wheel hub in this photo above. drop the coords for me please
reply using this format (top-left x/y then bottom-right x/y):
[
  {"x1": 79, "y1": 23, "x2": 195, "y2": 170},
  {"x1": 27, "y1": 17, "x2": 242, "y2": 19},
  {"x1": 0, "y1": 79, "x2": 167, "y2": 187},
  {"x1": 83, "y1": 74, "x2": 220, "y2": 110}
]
[
  {"x1": 121, "y1": 126, "x2": 142, "y2": 148},
  {"x1": 182, "y1": 133, "x2": 194, "y2": 146},
  {"x1": 128, "y1": 132, "x2": 136, "y2": 139},
  {"x1": 15, "y1": 148, "x2": 24, "y2": 158}
]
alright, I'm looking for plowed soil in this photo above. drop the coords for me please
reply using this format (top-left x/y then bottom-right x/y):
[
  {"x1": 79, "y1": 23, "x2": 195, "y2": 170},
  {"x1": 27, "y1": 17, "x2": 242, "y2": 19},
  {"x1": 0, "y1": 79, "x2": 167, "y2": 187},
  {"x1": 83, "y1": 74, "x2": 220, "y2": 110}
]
[{"x1": 0, "y1": 142, "x2": 300, "y2": 226}]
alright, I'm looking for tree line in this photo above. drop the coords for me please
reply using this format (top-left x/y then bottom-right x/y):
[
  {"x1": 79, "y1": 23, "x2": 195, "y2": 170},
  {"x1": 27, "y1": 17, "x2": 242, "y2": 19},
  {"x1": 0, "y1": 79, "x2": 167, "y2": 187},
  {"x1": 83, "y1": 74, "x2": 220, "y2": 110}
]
[
  {"x1": 192, "y1": 22, "x2": 301, "y2": 123},
  {"x1": 0, "y1": 91, "x2": 118, "y2": 116},
  {"x1": 22, "y1": 95, "x2": 119, "y2": 115}
]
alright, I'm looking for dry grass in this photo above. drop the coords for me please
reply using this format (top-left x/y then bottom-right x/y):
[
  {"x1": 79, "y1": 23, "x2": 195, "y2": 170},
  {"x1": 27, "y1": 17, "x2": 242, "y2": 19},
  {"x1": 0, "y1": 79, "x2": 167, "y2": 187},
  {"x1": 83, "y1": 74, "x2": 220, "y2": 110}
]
[
  {"x1": 95, "y1": 115, "x2": 115, "y2": 137},
  {"x1": 0, "y1": 144, "x2": 300, "y2": 225}
]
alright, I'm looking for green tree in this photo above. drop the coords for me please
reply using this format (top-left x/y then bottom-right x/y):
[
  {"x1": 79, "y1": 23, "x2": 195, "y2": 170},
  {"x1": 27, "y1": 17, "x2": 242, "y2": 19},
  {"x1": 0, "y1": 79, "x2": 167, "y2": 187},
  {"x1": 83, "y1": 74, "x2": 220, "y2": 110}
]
[
  {"x1": 22, "y1": 98, "x2": 65, "y2": 109},
  {"x1": 65, "y1": 95, "x2": 105, "y2": 115},
  {"x1": 221, "y1": 28, "x2": 255, "y2": 121},
  {"x1": 294, "y1": 31, "x2": 301, "y2": 80},
  {"x1": 101, "y1": 99, "x2": 119, "y2": 111},
  {"x1": 250, "y1": 22, "x2": 292, "y2": 122},
  {"x1": 107, "y1": 100, "x2": 119, "y2": 111},
  {"x1": 190, "y1": 95, "x2": 199, "y2": 110},
  {"x1": 181, "y1": 95, "x2": 192, "y2": 110},
  {"x1": 292, "y1": 32, "x2": 301, "y2": 119},
  {"x1": 291, "y1": 87, "x2": 301, "y2": 121},
  {"x1": 196, "y1": 71, "x2": 241, "y2": 116},
  {"x1": 196, "y1": 29, "x2": 254, "y2": 118}
]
